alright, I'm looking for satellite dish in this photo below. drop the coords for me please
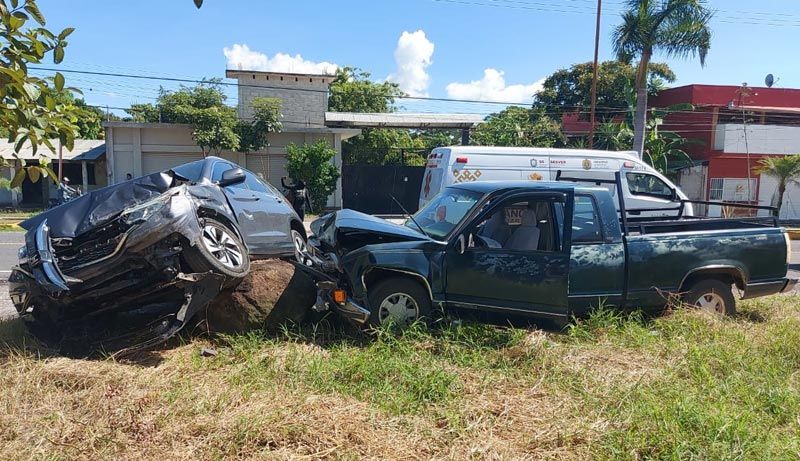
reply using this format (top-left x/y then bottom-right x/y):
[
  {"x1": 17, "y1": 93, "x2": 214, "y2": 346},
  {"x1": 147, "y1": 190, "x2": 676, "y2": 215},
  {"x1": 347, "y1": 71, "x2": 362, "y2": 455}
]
[{"x1": 765, "y1": 74, "x2": 775, "y2": 88}]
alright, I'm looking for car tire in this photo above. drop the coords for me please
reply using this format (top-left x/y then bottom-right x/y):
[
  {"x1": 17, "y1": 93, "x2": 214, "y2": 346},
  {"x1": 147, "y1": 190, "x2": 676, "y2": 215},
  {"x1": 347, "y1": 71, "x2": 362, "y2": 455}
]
[
  {"x1": 291, "y1": 228, "x2": 311, "y2": 265},
  {"x1": 184, "y1": 218, "x2": 250, "y2": 281},
  {"x1": 366, "y1": 277, "x2": 432, "y2": 328},
  {"x1": 683, "y1": 279, "x2": 736, "y2": 316}
]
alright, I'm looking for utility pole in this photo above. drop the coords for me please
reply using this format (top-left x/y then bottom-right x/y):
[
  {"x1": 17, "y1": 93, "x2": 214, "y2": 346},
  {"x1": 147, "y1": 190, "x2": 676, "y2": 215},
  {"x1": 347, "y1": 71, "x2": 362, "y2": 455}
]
[{"x1": 588, "y1": 0, "x2": 602, "y2": 149}]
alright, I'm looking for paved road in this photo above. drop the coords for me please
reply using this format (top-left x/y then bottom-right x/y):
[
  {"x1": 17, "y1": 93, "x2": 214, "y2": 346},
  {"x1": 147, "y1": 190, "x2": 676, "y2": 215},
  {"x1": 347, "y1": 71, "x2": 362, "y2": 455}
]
[{"x1": 1, "y1": 231, "x2": 800, "y2": 321}]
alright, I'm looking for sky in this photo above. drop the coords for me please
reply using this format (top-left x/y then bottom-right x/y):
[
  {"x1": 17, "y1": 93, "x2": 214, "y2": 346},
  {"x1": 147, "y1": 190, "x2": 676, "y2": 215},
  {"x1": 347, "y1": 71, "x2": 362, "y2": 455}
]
[{"x1": 33, "y1": 0, "x2": 800, "y2": 116}]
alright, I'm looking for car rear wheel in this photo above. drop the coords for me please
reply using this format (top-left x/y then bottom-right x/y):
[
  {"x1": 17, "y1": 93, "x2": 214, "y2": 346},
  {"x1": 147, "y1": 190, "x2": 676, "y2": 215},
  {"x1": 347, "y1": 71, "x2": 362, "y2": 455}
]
[
  {"x1": 366, "y1": 277, "x2": 432, "y2": 328},
  {"x1": 683, "y1": 279, "x2": 736, "y2": 316},
  {"x1": 184, "y1": 218, "x2": 250, "y2": 280}
]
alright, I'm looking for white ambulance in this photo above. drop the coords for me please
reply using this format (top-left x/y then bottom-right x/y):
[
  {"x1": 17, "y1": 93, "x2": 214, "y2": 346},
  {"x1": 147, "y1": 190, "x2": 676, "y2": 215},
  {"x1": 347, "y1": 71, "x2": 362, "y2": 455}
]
[{"x1": 418, "y1": 146, "x2": 693, "y2": 216}]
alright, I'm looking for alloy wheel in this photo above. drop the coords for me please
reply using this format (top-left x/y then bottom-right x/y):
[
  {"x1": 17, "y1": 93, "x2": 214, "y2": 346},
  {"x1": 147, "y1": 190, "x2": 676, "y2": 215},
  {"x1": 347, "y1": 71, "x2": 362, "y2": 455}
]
[
  {"x1": 291, "y1": 230, "x2": 311, "y2": 265},
  {"x1": 201, "y1": 224, "x2": 244, "y2": 269}
]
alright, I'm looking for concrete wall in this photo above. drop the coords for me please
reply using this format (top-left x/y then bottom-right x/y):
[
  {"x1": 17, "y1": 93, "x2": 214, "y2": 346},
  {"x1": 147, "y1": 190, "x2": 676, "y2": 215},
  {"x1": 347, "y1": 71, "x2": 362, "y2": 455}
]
[
  {"x1": 232, "y1": 72, "x2": 332, "y2": 130},
  {"x1": 716, "y1": 124, "x2": 800, "y2": 155}
]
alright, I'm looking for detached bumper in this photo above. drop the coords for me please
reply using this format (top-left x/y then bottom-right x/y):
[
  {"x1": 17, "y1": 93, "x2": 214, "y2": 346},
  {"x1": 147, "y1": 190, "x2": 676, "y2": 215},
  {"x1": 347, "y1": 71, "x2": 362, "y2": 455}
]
[{"x1": 311, "y1": 281, "x2": 370, "y2": 325}]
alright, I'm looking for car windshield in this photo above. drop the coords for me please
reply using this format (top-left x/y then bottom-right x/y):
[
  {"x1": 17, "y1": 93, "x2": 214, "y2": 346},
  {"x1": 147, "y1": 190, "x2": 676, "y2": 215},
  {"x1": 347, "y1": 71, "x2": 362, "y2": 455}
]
[
  {"x1": 406, "y1": 188, "x2": 483, "y2": 239},
  {"x1": 171, "y1": 159, "x2": 206, "y2": 182}
]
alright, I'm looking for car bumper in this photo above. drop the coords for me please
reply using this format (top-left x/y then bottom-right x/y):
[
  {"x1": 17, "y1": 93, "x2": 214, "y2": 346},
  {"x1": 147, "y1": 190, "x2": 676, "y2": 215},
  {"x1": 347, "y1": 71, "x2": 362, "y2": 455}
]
[{"x1": 742, "y1": 277, "x2": 798, "y2": 299}]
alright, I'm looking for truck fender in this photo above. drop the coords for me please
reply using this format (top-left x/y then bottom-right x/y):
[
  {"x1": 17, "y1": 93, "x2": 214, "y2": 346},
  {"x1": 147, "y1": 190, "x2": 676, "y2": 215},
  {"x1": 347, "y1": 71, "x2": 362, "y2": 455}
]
[
  {"x1": 361, "y1": 267, "x2": 434, "y2": 303},
  {"x1": 679, "y1": 265, "x2": 747, "y2": 293}
]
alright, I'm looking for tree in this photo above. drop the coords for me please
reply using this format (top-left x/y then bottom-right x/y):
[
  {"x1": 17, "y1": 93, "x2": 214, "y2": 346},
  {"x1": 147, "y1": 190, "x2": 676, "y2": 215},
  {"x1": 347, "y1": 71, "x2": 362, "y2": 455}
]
[
  {"x1": 126, "y1": 81, "x2": 240, "y2": 155},
  {"x1": 237, "y1": 97, "x2": 282, "y2": 153},
  {"x1": 286, "y1": 140, "x2": 339, "y2": 211},
  {"x1": 1, "y1": 0, "x2": 81, "y2": 182},
  {"x1": 753, "y1": 155, "x2": 800, "y2": 217},
  {"x1": 613, "y1": 0, "x2": 713, "y2": 157},
  {"x1": 534, "y1": 60, "x2": 675, "y2": 121},
  {"x1": 328, "y1": 67, "x2": 402, "y2": 113},
  {"x1": 472, "y1": 107, "x2": 564, "y2": 147}
]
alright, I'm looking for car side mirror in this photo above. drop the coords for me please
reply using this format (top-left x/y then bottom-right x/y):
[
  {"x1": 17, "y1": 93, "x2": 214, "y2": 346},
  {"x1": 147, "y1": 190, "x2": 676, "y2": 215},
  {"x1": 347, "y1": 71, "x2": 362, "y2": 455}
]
[{"x1": 218, "y1": 168, "x2": 246, "y2": 187}]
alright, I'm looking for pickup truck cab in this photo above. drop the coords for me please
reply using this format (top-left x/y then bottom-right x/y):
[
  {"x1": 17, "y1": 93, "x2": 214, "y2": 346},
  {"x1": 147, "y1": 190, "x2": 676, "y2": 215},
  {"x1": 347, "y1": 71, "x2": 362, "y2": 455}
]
[{"x1": 309, "y1": 179, "x2": 796, "y2": 327}]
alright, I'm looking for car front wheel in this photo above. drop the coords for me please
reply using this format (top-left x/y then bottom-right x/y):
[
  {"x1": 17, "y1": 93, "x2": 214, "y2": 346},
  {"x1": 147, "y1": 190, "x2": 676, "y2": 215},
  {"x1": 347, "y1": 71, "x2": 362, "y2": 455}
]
[
  {"x1": 184, "y1": 218, "x2": 250, "y2": 280},
  {"x1": 366, "y1": 277, "x2": 432, "y2": 328},
  {"x1": 291, "y1": 228, "x2": 311, "y2": 265}
]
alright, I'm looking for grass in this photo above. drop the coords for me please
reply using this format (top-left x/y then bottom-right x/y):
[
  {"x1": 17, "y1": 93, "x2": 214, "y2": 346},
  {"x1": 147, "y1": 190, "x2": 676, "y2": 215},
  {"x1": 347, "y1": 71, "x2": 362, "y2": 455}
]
[{"x1": 2, "y1": 295, "x2": 800, "y2": 459}]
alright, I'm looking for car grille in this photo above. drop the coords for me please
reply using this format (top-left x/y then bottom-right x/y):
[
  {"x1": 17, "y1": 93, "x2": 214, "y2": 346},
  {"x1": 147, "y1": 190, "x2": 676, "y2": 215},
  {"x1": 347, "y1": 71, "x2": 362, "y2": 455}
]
[{"x1": 53, "y1": 219, "x2": 131, "y2": 273}]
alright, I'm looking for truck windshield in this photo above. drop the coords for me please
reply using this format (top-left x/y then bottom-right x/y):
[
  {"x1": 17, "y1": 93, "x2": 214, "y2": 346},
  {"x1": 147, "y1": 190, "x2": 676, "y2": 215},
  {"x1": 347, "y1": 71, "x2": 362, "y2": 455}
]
[{"x1": 407, "y1": 188, "x2": 482, "y2": 239}]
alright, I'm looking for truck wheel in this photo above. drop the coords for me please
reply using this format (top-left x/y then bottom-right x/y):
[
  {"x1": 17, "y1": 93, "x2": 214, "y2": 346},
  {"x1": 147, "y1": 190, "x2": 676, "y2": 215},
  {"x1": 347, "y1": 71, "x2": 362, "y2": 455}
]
[
  {"x1": 367, "y1": 277, "x2": 432, "y2": 328},
  {"x1": 184, "y1": 218, "x2": 250, "y2": 280},
  {"x1": 684, "y1": 279, "x2": 736, "y2": 316}
]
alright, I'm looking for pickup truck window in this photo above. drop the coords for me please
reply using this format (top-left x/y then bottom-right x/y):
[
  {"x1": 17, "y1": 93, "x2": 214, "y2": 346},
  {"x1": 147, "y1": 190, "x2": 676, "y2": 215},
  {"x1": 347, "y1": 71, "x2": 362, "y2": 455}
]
[
  {"x1": 409, "y1": 188, "x2": 482, "y2": 239},
  {"x1": 473, "y1": 198, "x2": 562, "y2": 252},
  {"x1": 626, "y1": 173, "x2": 673, "y2": 200},
  {"x1": 573, "y1": 195, "x2": 604, "y2": 243}
]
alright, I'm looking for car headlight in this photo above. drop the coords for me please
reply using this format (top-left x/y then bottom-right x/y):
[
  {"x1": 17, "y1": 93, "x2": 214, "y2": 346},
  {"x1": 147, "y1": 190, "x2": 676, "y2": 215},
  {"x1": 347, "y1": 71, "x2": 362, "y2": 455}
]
[
  {"x1": 122, "y1": 195, "x2": 169, "y2": 224},
  {"x1": 18, "y1": 245, "x2": 28, "y2": 265}
]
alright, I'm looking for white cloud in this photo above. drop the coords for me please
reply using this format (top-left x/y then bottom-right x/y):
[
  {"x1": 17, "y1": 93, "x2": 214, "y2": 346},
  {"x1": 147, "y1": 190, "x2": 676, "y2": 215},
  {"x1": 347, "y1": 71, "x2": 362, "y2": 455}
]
[
  {"x1": 387, "y1": 30, "x2": 435, "y2": 97},
  {"x1": 223, "y1": 44, "x2": 338, "y2": 75},
  {"x1": 446, "y1": 69, "x2": 545, "y2": 103}
]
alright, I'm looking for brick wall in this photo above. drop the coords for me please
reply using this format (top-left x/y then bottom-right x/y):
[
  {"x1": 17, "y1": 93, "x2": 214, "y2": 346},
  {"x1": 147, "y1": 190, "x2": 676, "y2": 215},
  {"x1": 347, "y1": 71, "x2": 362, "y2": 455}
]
[{"x1": 234, "y1": 73, "x2": 331, "y2": 130}]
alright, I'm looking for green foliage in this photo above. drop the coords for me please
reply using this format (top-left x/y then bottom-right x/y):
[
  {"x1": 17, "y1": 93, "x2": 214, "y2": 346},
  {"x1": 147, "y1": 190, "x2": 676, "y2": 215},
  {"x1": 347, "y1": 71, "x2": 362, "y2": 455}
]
[
  {"x1": 285, "y1": 140, "x2": 339, "y2": 210},
  {"x1": 328, "y1": 67, "x2": 402, "y2": 113},
  {"x1": 594, "y1": 121, "x2": 633, "y2": 151},
  {"x1": 1, "y1": 0, "x2": 80, "y2": 181},
  {"x1": 127, "y1": 81, "x2": 240, "y2": 155},
  {"x1": 534, "y1": 60, "x2": 675, "y2": 120},
  {"x1": 472, "y1": 106, "x2": 564, "y2": 147},
  {"x1": 236, "y1": 97, "x2": 282, "y2": 153}
]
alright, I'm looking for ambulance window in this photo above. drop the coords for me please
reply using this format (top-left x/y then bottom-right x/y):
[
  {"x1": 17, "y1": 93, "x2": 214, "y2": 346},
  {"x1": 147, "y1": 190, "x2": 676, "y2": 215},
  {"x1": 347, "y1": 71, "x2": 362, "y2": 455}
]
[{"x1": 626, "y1": 173, "x2": 674, "y2": 200}]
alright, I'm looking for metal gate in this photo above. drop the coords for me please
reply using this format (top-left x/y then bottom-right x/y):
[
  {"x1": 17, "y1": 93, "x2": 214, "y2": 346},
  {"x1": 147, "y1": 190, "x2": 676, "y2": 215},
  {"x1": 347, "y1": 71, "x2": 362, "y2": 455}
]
[{"x1": 342, "y1": 165, "x2": 425, "y2": 215}]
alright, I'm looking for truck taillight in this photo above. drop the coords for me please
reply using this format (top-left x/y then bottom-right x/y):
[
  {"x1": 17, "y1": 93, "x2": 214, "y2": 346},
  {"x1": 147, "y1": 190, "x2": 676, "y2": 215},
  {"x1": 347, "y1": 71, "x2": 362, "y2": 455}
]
[{"x1": 456, "y1": 157, "x2": 468, "y2": 164}]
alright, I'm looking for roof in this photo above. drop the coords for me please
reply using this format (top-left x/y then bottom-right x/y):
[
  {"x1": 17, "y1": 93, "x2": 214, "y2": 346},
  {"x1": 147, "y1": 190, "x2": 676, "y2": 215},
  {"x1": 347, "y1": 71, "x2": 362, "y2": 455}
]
[
  {"x1": 651, "y1": 84, "x2": 800, "y2": 109},
  {"x1": 325, "y1": 112, "x2": 485, "y2": 129},
  {"x1": 450, "y1": 180, "x2": 596, "y2": 194},
  {"x1": 225, "y1": 69, "x2": 335, "y2": 80},
  {"x1": 0, "y1": 139, "x2": 105, "y2": 161},
  {"x1": 436, "y1": 145, "x2": 639, "y2": 159},
  {"x1": 103, "y1": 121, "x2": 360, "y2": 138}
]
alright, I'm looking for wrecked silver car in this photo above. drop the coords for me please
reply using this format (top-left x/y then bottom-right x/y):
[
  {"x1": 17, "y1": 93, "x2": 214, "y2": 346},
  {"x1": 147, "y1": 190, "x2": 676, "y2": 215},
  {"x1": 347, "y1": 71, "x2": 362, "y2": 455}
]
[{"x1": 8, "y1": 157, "x2": 307, "y2": 351}]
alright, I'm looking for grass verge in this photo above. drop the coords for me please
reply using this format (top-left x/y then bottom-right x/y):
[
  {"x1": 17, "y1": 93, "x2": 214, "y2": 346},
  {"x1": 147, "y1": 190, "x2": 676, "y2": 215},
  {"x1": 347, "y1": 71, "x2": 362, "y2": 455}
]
[{"x1": 1, "y1": 295, "x2": 800, "y2": 460}]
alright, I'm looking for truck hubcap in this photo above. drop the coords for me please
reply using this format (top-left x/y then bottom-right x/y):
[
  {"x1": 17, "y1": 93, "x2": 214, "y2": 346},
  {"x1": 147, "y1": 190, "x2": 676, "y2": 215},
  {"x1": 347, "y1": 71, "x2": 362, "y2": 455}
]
[
  {"x1": 202, "y1": 225, "x2": 243, "y2": 269},
  {"x1": 378, "y1": 293, "x2": 419, "y2": 325},
  {"x1": 695, "y1": 292, "x2": 725, "y2": 314}
]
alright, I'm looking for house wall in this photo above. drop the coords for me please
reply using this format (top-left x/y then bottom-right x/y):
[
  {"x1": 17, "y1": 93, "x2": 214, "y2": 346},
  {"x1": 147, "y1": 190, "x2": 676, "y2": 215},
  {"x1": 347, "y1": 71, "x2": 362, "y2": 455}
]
[{"x1": 232, "y1": 73, "x2": 332, "y2": 130}]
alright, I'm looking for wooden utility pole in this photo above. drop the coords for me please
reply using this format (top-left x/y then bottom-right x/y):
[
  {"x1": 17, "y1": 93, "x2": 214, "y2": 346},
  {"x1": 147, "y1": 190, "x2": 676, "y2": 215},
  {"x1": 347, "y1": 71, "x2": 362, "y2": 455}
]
[{"x1": 588, "y1": 0, "x2": 602, "y2": 148}]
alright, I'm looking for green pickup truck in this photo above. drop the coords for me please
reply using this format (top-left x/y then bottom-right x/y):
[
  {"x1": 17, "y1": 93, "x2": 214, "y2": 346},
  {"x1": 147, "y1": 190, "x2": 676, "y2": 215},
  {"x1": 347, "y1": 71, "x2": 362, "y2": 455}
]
[{"x1": 307, "y1": 175, "x2": 796, "y2": 327}]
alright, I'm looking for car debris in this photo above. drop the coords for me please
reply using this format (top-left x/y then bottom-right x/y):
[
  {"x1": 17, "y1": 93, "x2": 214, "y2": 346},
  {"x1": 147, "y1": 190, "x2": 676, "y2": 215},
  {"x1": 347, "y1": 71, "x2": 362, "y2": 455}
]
[{"x1": 9, "y1": 157, "x2": 307, "y2": 353}]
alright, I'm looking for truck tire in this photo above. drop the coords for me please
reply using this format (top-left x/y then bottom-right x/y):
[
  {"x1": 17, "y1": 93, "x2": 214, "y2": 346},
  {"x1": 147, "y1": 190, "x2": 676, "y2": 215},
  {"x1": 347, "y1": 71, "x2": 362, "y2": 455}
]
[
  {"x1": 184, "y1": 218, "x2": 250, "y2": 281},
  {"x1": 683, "y1": 279, "x2": 736, "y2": 316},
  {"x1": 367, "y1": 277, "x2": 432, "y2": 328}
]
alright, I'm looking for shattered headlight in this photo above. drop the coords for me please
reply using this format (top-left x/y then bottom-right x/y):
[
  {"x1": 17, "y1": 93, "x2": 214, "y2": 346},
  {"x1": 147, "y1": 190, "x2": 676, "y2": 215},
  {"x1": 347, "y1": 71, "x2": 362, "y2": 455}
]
[
  {"x1": 18, "y1": 245, "x2": 28, "y2": 265},
  {"x1": 121, "y1": 195, "x2": 170, "y2": 225}
]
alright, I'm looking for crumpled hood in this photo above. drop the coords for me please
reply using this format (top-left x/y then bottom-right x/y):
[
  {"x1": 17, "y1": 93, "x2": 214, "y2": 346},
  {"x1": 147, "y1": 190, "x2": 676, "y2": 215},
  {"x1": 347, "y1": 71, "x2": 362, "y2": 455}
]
[
  {"x1": 311, "y1": 209, "x2": 429, "y2": 254},
  {"x1": 21, "y1": 172, "x2": 176, "y2": 238}
]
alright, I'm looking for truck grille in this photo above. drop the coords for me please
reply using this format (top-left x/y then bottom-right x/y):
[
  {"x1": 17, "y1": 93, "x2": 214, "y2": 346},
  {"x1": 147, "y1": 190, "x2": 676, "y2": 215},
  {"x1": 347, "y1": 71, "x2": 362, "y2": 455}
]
[{"x1": 53, "y1": 220, "x2": 130, "y2": 273}]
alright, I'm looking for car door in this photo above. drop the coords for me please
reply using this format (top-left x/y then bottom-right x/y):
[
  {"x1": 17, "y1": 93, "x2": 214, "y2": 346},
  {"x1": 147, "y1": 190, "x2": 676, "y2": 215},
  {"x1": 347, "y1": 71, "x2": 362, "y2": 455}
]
[
  {"x1": 444, "y1": 192, "x2": 571, "y2": 320},
  {"x1": 241, "y1": 171, "x2": 294, "y2": 256}
]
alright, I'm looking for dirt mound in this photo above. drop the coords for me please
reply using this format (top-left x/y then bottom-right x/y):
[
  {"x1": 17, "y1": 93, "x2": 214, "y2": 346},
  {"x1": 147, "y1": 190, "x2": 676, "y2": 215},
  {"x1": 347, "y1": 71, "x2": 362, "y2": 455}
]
[{"x1": 201, "y1": 259, "x2": 317, "y2": 334}]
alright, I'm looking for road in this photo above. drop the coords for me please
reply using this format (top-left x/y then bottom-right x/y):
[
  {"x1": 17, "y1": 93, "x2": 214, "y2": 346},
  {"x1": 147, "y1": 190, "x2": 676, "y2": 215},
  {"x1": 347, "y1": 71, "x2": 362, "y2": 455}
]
[{"x1": 1, "y1": 231, "x2": 800, "y2": 321}]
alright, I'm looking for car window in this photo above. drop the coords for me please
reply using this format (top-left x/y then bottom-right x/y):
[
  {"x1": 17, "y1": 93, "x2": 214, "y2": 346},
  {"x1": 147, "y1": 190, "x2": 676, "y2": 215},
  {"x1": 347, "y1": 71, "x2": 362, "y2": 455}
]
[
  {"x1": 472, "y1": 197, "x2": 562, "y2": 252},
  {"x1": 244, "y1": 171, "x2": 270, "y2": 194},
  {"x1": 171, "y1": 159, "x2": 206, "y2": 182},
  {"x1": 572, "y1": 195, "x2": 604, "y2": 244},
  {"x1": 626, "y1": 173, "x2": 674, "y2": 200}
]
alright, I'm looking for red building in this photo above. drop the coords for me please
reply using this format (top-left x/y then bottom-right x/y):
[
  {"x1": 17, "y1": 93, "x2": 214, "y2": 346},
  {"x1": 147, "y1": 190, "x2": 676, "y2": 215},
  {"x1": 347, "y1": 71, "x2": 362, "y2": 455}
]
[{"x1": 650, "y1": 84, "x2": 800, "y2": 216}]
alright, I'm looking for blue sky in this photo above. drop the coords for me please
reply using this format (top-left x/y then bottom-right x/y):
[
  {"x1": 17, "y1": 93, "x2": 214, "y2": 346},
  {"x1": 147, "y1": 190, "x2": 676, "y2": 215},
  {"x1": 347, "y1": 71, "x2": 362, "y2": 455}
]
[{"x1": 35, "y1": 0, "x2": 800, "y2": 115}]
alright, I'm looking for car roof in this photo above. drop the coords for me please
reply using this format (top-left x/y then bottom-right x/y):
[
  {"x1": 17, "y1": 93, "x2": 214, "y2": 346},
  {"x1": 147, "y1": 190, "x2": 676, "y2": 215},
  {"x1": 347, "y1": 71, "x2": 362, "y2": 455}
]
[
  {"x1": 432, "y1": 145, "x2": 639, "y2": 160},
  {"x1": 449, "y1": 180, "x2": 604, "y2": 195}
]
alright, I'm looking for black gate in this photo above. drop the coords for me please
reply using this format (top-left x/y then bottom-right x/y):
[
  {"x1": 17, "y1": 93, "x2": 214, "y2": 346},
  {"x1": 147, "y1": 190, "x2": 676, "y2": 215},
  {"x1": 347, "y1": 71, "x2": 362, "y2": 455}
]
[{"x1": 342, "y1": 165, "x2": 425, "y2": 215}]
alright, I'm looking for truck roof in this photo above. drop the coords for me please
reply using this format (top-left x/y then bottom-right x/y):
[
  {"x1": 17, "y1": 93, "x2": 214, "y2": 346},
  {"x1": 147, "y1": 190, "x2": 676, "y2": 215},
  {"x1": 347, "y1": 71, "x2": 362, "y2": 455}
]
[
  {"x1": 450, "y1": 180, "x2": 605, "y2": 195},
  {"x1": 434, "y1": 145, "x2": 639, "y2": 160}
]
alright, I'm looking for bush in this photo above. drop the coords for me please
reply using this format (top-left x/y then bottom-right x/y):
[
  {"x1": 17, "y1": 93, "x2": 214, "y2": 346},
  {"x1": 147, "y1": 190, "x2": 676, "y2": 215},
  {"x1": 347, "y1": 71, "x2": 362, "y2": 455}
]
[{"x1": 285, "y1": 140, "x2": 340, "y2": 211}]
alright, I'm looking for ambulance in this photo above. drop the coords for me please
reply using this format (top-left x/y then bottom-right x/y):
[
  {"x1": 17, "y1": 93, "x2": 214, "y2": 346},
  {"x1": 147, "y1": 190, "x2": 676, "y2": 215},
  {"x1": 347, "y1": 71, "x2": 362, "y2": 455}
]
[{"x1": 418, "y1": 146, "x2": 693, "y2": 216}]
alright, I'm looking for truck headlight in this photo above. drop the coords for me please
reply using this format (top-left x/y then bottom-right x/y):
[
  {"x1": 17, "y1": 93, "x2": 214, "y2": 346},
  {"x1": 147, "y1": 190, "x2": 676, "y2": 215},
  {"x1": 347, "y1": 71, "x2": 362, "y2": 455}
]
[
  {"x1": 122, "y1": 195, "x2": 169, "y2": 224},
  {"x1": 18, "y1": 245, "x2": 28, "y2": 265}
]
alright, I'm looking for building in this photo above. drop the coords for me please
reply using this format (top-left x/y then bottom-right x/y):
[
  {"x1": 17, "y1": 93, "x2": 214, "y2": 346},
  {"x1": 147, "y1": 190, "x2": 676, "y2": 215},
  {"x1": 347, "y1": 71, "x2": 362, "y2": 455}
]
[
  {"x1": 0, "y1": 140, "x2": 107, "y2": 207},
  {"x1": 104, "y1": 70, "x2": 361, "y2": 208},
  {"x1": 650, "y1": 84, "x2": 800, "y2": 218}
]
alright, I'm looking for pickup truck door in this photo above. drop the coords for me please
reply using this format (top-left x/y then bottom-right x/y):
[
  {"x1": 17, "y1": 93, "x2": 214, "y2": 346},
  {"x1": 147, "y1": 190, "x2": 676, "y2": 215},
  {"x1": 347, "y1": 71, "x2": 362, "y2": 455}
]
[{"x1": 444, "y1": 192, "x2": 570, "y2": 319}]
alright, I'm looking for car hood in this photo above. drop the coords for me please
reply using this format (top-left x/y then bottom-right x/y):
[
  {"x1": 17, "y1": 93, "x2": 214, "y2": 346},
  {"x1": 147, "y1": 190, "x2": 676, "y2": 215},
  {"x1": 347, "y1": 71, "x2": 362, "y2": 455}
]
[
  {"x1": 21, "y1": 172, "x2": 176, "y2": 238},
  {"x1": 311, "y1": 209, "x2": 429, "y2": 253}
]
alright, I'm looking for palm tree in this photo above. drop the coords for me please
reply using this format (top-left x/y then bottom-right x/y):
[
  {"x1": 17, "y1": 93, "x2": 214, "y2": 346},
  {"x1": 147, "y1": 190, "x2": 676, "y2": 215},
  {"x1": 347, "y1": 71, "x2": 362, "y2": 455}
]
[
  {"x1": 613, "y1": 0, "x2": 713, "y2": 158},
  {"x1": 753, "y1": 155, "x2": 800, "y2": 218}
]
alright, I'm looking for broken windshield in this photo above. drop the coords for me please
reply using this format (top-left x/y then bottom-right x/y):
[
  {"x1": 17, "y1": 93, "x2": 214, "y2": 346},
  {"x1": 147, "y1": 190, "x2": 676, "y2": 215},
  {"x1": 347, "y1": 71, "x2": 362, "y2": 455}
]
[{"x1": 406, "y1": 188, "x2": 482, "y2": 240}]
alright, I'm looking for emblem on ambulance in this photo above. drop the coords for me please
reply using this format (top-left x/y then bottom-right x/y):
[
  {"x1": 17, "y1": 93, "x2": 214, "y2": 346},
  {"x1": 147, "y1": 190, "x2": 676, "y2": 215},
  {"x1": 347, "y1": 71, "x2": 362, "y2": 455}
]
[
  {"x1": 529, "y1": 172, "x2": 543, "y2": 181},
  {"x1": 582, "y1": 159, "x2": 592, "y2": 170}
]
